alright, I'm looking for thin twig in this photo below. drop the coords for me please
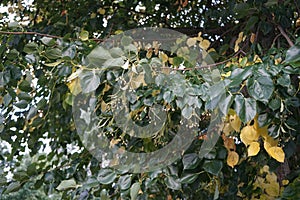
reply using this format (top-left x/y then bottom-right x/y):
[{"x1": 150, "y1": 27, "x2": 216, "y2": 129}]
[
  {"x1": 277, "y1": 25, "x2": 294, "y2": 47},
  {"x1": 272, "y1": 33, "x2": 282, "y2": 47}
]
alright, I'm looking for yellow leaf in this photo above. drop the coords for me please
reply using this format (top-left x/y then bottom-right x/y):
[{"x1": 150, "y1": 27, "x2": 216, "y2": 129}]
[
  {"x1": 239, "y1": 57, "x2": 248, "y2": 67},
  {"x1": 90, "y1": 12, "x2": 96, "y2": 19},
  {"x1": 266, "y1": 146, "x2": 285, "y2": 163},
  {"x1": 223, "y1": 135, "x2": 236, "y2": 151},
  {"x1": 199, "y1": 39, "x2": 210, "y2": 50},
  {"x1": 261, "y1": 165, "x2": 270, "y2": 173},
  {"x1": 264, "y1": 136, "x2": 278, "y2": 147},
  {"x1": 146, "y1": 49, "x2": 153, "y2": 59},
  {"x1": 98, "y1": 8, "x2": 105, "y2": 15},
  {"x1": 114, "y1": 30, "x2": 123, "y2": 35},
  {"x1": 67, "y1": 77, "x2": 82, "y2": 96},
  {"x1": 222, "y1": 123, "x2": 234, "y2": 136},
  {"x1": 250, "y1": 33, "x2": 256, "y2": 44},
  {"x1": 44, "y1": 60, "x2": 62, "y2": 67},
  {"x1": 229, "y1": 114, "x2": 241, "y2": 132},
  {"x1": 257, "y1": 126, "x2": 268, "y2": 138},
  {"x1": 35, "y1": 15, "x2": 43, "y2": 24},
  {"x1": 248, "y1": 141, "x2": 260, "y2": 156},
  {"x1": 130, "y1": 74, "x2": 147, "y2": 89},
  {"x1": 274, "y1": 57, "x2": 282, "y2": 65},
  {"x1": 186, "y1": 37, "x2": 197, "y2": 47},
  {"x1": 240, "y1": 125, "x2": 259, "y2": 146},
  {"x1": 196, "y1": 32, "x2": 203, "y2": 41},
  {"x1": 221, "y1": 71, "x2": 231, "y2": 78},
  {"x1": 282, "y1": 179, "x2": 289, "y2": 186},
  {"x1": 159, "y1": 52, "x2": 169, "y2": 63},
  {"x1": 266, "y1": 172, "x2": 278, "y2": 183},
  {"x1": 265, "y1": 180, "x2": 280, "y2": 197},
  {"x1": 234, "y1": 32, "x2": 244, "y2": 52},
  {"x1": 234, "y1": 44, "x2": 240, "y2": 53},
  {"x1": 253, "y1": 55, "x2": 262, "y2": 63},
  {"x1": 79, "y1": 30, "x2": 89, "y2": 41},
  {"x1": 227, "y1": 151, "x2": 239, "y2": 168},
  {"x1": 101, "y1": 101, "x2": 108, "y2": 112},
  {"x1": 208, "y1": 48, "x2": 216, "y2": 52},
  {"x1": 296, "y1": 18, "x2": 300, "y2": 27}
]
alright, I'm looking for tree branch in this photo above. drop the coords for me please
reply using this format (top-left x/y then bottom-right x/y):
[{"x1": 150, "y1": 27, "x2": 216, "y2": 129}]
[
  {"x1": 277, "y1": 25, "x2": 294, "y2": 47},
  {"x1": 0, "y1": 30, "x2": 105, "y2": 42}
]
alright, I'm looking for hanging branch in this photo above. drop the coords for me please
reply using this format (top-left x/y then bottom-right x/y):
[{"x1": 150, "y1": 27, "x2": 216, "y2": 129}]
[{"x1": 0, "y1": 30, "x2": 105, "y2": 42}]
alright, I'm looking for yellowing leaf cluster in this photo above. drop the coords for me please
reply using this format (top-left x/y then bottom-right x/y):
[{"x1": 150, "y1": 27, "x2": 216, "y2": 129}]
[
  {"x1": 222, "y1": 109, "x2": 241, "y2": 136},
  {"x1": 240, "y1": 116, "x2": 285, "y2": 163},
  {"x1": 186, "y1": 32, "x2": 211, "y2": 50},
  {"x1": 251, "y1": 165, "x2": 283, "y2": 199},
  {"x1": 222, "y1": 110, "x2": 241, "y2": 168},
  {"x1": 222, "y1": 111, "x2": 285, "y2": 168},
  {"x1": 234, "y1": 32, "x2": 246, "y2": 52}
]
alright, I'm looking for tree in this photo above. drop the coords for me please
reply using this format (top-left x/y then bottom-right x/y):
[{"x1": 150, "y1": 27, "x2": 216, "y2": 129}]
[{"x1": 0, "y1": 0, "x2": 299, "y2": 199}]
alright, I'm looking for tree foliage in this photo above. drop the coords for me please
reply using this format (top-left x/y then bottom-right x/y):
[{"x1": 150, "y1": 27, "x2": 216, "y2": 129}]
[{"x1": 0, "y1": 0, "x2": 300, "y2": 199}]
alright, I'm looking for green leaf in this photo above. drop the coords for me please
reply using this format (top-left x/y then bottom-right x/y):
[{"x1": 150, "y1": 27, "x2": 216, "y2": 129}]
[
  {"x1": 234, "y1": 95, "x2": 257, "y2": 123},
  {"x1": 121, "y1": 35, "x2": 133, "y2": 46},
  {"x1": 118, "y1": 175, "x2": 132, "y2": 190},
  {"x1": 13, "y1": 171, "x2": 29, "y2": 181},
  {"x1": 56, "y1": 179, "x2": 77, "y2": 191},
  {"x1": 234, "y1": 3, "x2": 250, "y2": 18},
  {"x1": 0, "y1": 176, "x2": 7, "y2": 186},
  {"x1": 130, "y1": 182, "x2": 140, "y2": 200},
  {"x1": 79, "y1": 70, "x2": 101, "y2": 93},
  {"x1": 163, "y1": 90, "x2": 174, "y2": 103},
  {"x1": 277, "y1": 73, "x2": 291, "y2": 87},
  {"x1": 285, "y1": 44, "x2": 300, "y2": 63},
  {"x1": 18, "y1": 80, "x2": 32, "y2": 92},
  {"x1": 209, "y1": 81, "x2": 226, "y2": 99},
  {"x1": 79, "y1": 30, "x2": 89, "y2": 41},
  {"x1": 244, "y1": 98, "x2": 257, "y2": 122},
  {"x1": 23, "y1": 42, "x2": 38, "y2": 54},
  {"x1": 40, "y1": 37, "x2": 56, "y2": 46},
  {"x1": 27, "y1": 106, "x2": 37, "y2": 120},
  {"x1": 247, "y1": 76, "x2": 274, "y2": 103},
  {"x1": 218, "y1": 94, "x2": 233, "y2": 116},
  {"x1": 110, "y1": 47, "x2": 124, "y2": 58},
  {"x1": 182, "y1": 105, "x2": 193, "y2": 119},
  {"x1": 15, "y1": 100, "x2": 28, "y2": 109},
  {"x1": 4, "y1": 93, "x2": 12, "y2": 106},
  {"x1": 83, "y1": 177, "x2": 99, "y2": 189},
  {"x1": 180, "y1": 173, "x2": 199, "y2": 184},
  {"x1": 7, "y1": 49, "x2": 19, "y2": 60},
  {"x1": 97, "y1": 169, "x2": 117, "y2": 185},
  {"x1": 245, "y1": 16, "x2": 259, "y2": 31},
  {"x1": 269, "y1": 97, "x2": 281, "y2": 111},
  {"x1": 26, "y1": 163, "x2": 37, "y2": 176},
  {"x1": 37, "y1": 98, "x2": 47, "y2": 110},
  {"x1": 182, "y1": 153, "x2": 200, "y2": 170},
  {"x1": 203, "y1": 160, "x2": 223, "y2": 176},
  {"x1": 264, "y1": 0, "x2": 278, "y2": 7},
  {"x1": 165, "y1": 175, "x2": 181, "y2": 190},
  {"x1": 18, "y1": 92, "x2": 32, "y2": 101},
  {"x1": 87, "y1": 46, "x2": 112, "y2": 67},
  {"x1": 62, "y1": 45, "x2": 76, "y2": 59},
  {"x1": 103, "y1": 57, "x2": 124, "y2": 68},
  {"x1": 45, "y1": 48, "x2": 62, "y2": 59},
  {"x1": 229, "y1": 68, "x2": 252, "y2": 88},
  {"x1": 4, "y1": 182, "x2": 21, "y2": 194}
]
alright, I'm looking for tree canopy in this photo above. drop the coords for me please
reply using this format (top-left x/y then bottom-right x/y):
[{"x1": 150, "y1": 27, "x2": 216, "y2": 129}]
[{"x1": 0, "y1": 0, "x2": 300, "y2": 199}]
